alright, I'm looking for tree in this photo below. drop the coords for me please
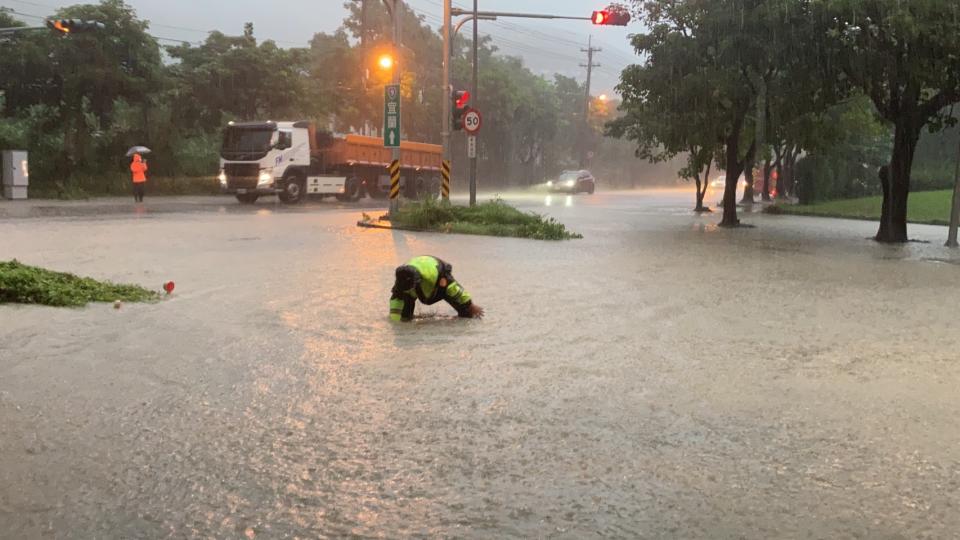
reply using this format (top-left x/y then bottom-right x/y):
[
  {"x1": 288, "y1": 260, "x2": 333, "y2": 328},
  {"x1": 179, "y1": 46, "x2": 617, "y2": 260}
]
[
  {"x1": 622, "y1": 0, "x2": 824, "y2": 227},
  {"x1": 608, "y1": 49, "x2": 722, "y2": 212},
  {"x1": 823, "y1": 0, "x2": 960, "y2": 242},
  {"x1": 167, "y1": 27, "x2": 314, "y2": 132}
]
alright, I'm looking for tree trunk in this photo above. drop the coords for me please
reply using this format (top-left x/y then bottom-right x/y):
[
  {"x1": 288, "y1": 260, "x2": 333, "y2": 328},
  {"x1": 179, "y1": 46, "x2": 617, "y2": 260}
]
[
  {"x1": 773, "y1": 144, "x2": 787, "y2": 200},
  {"x1": 695, "y1": 161, "x2": 711, "y2": 212},
  {"x1": 877, "y1": 120, "x2": 920, "y2": 243},
  {"x1": 784, "y1": 147, "x2": 798, "y2": 199},
  {"x1": 741, "y1": 161, "x2": 755, "y2": 204},
  {"x1": 877, "y1": 164, "x2": 891, "y2": 241},
  {"x1": 694, "y1": 176, "x2": 705, "y2": 211},
  {"x1": 762, "y1": 157, "x2": 772, "y2": 202},
  {"x1": 721, "y1": 133, "x2": 743, "y2": 227}
]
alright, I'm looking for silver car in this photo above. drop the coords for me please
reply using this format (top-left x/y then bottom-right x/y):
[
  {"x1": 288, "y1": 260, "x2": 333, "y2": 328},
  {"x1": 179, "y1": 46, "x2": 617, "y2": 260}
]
[{"x1": 547, "y1": 170, "x2": 596, "y2": 194}]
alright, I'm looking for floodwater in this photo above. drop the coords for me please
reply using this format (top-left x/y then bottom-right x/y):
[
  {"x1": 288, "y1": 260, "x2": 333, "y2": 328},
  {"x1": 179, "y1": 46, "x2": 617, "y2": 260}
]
[{"x1": 2, "y1": 190, "x2": 959, "y2": 538}]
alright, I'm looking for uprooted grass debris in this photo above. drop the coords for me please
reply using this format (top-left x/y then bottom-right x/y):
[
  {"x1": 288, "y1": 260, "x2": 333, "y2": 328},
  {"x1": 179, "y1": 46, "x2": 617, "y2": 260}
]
[{"x1": 0, "y1": 260, "x2": 158, "y2": 307}]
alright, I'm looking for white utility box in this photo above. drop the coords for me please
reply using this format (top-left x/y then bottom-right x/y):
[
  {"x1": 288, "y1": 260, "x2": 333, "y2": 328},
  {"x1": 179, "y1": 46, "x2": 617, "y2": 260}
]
[{"x1": 2, "y1": 150, "x2": 28, "y2": 199}]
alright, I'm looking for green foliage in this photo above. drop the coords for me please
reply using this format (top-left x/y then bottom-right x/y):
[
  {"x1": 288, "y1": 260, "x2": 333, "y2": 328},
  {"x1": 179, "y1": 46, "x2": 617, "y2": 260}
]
[
  {"x1": 913, "y1": 114, "x2": 960, "y2": 192},
  {"x1": 166, "y1": 28, "x2": 317, "y2": 132},
  {"x1": 794, "y1": 96, "x2": 892, "y2": 203},
  {"x1": 391, "y1": 199, "x2": 582, "y2": 241},
  {"x1": 0, "y1": 260, "x2": 158, "y2": 307},
  {"x1": 772, "y1": 190, "x2": 953, "y2": 226}
]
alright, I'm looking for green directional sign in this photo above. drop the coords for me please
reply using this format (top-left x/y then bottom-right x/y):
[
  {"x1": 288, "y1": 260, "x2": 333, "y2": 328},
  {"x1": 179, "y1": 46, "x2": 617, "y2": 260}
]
[{"x1": 383, "y1": 84, "x2": 401, "y2": 148}]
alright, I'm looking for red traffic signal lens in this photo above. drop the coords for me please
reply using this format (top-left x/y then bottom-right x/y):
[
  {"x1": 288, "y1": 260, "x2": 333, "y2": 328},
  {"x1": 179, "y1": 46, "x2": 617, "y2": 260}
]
[
  {"x1": 455, "y1": 91, "x2": 470, "y2": 109},
  {"x1": 592, "y1": 11, "x2": 608, "y2": 25},
  {"x1": 47, "y1": 19, "x2": 71, "y2": 33}
]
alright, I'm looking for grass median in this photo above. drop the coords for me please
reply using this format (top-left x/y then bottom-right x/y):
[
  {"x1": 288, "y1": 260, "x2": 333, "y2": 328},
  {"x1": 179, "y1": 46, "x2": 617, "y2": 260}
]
[
  {"x1": 384, "y1": 199, "x2": 582, "y2": 240},
  {"x1": 0, "y1": 260, "x2": 158, "y2": 307},
  {"x1": 770, "y1": 190, "x2": 954, "y2": 225}
]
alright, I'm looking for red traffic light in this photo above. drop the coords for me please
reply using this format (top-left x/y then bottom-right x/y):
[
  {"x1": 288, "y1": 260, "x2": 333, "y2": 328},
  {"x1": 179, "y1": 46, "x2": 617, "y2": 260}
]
[
  {"x1": 45, "y1": 19, "x2": 105, "y2": 34},
  {"x1": 455, "y1": 90, "x2": 470, "y2": 109},
  {"x1": 591, "y1": 8, "x2": 630, "y2": 26}
]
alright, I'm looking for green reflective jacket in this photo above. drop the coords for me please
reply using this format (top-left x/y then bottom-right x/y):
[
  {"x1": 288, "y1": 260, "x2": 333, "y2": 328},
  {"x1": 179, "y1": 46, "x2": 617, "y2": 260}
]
[{"x1": 389, "y1": 256, "x2": 472, "y2": 321}]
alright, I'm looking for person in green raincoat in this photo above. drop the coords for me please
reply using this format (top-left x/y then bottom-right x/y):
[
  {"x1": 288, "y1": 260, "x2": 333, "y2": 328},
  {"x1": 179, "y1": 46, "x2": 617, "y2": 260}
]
[{"x1": 389, "y1": 256, "x2": 484, "y2": 322}]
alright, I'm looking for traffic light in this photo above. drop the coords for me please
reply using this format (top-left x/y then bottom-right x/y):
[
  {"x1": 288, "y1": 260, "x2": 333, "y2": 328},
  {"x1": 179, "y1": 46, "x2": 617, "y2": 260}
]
[
  {"x1": 452, "y1": 90, "x2": 470, "y2": 131},
  {"x1": 591, "y1": 9, "x2": 630, "y2": 26},
  {"x1": 45, "y1": 19, "x2": 105, "y2": 34}
]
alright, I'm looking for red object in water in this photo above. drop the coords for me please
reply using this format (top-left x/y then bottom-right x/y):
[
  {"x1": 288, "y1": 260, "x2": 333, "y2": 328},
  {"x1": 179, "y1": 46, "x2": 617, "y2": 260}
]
[{"x1": 163, "y1": 281, "x2": 175, "y2": 294}]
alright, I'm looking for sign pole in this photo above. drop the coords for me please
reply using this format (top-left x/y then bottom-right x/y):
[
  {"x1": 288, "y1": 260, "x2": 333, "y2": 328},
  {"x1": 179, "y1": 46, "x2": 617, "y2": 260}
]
[
  {"x1": 389, "y1": 0, "x2": 402, "y2": 216},
  {"x1": 442, "y1": 0, "x2": 452, "y2": 201}
]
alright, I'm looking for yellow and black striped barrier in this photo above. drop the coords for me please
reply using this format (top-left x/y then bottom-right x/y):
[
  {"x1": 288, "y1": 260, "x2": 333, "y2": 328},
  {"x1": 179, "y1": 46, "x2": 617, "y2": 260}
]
[
  {"x1": 389, "y1": 160, "x2": 401, "y2": 200},
  {"x1": 441, "y1": 160, "x2": 451, "y2": 199}
]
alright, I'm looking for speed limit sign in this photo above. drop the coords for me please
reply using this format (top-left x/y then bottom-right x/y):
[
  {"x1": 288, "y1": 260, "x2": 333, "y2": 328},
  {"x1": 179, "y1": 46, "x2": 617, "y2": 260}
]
[{"x1": 463, "y1": 108, "x2": 482, "y2": 134}]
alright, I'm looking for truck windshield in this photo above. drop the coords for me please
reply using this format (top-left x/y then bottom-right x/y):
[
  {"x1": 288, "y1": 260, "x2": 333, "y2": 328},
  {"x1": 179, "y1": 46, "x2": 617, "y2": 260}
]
[{"x1": 221, "y1": 127, "x2": 275, "y2": 160}]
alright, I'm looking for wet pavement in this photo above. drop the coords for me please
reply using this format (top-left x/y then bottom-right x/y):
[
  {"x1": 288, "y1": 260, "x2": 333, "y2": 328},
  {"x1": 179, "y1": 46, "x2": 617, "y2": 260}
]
[{"x1": 2, "y1": 189, "x2": 959, "y2": 538}]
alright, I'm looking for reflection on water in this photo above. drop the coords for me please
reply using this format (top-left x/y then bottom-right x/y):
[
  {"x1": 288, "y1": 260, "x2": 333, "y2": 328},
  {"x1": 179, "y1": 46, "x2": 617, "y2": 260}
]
[
  {"x1": 544, "y1": 195, "x2": 553, "y2": 207},
  {"x1": 693, "y1": 222, "x2": 720, "y2": 234}
]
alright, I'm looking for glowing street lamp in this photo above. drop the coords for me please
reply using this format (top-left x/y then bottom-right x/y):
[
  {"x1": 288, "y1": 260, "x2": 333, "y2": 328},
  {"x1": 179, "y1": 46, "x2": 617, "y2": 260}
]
[{"x1": 377, "y1": 53, "x2": 395, "y2": 71}]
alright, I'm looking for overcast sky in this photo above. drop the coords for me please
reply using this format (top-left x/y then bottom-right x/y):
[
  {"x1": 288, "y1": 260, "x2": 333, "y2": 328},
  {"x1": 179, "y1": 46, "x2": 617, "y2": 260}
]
[{"x1": 2, "y1": 0, "x2": 639, "y2": 95}]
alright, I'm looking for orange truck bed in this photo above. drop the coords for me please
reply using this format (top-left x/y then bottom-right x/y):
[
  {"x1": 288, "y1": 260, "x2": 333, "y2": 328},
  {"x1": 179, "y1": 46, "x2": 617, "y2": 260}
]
[{"x1": 322, "y1": 134, "x2": 442, "y2": 172}]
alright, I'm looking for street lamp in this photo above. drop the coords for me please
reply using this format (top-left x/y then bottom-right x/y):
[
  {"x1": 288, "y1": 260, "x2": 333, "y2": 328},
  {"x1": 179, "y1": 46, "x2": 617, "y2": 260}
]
[{"x1": 377, "y1": 53, "x2": 394, "y2": 71}]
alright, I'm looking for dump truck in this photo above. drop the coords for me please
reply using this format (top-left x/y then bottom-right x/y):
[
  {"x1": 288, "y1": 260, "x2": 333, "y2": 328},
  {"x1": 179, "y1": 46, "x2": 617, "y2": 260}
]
[{"x1": 218, "y1": 121, "x2": 443, "y2": 204}]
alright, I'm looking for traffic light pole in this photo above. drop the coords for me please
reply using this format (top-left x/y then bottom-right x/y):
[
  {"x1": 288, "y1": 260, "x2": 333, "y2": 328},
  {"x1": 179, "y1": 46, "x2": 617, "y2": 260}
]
[
  {"x1": 0, "y1": 26, "x2": 44, "y2": 36},
  {"x1": 469, "y1": 0, "x2": 479, "y2": 207}
]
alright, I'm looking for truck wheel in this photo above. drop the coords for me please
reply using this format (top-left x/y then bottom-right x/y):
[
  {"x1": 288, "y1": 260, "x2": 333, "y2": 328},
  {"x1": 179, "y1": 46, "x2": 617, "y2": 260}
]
[
  {"x1": 587, "y1": 184, "x2": 595, "y2": 194},
  {"x1": 366, "y1": 182, "x2": 388, "y2": 199},
  {"x1": 280, "y1": 174, "x2": 305, "y2": 204},
  {"x1": 336, "y1": 176, "x2": 361, "y2": 202},
  {"x1": 236, "y1": 193, "x2": 259, "y2": 204}
]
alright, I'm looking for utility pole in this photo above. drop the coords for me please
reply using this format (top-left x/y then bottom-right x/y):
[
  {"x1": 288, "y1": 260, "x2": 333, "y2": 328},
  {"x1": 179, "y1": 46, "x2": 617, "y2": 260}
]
[
  {"x1": 469, "y1": 0, "x2": 478, "y2": 206},
  {"x1": 580, "y1": 36, "x2": 601, "y2": 168}
]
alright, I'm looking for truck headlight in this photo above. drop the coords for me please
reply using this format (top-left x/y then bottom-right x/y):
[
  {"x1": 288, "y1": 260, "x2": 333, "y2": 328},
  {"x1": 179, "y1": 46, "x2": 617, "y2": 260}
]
[
  {"x1": 218, "y1": 171, "x2": 227, "y2": 186},
  {"x1": 258, "y1": 171, "x2": 273, "y2": 186},
  {"x1": 565, "y1": 180, "x2": 576, "y2": 187},
  {"x1": 547, "y1": 180, "x2": 554, "y2": 187}
]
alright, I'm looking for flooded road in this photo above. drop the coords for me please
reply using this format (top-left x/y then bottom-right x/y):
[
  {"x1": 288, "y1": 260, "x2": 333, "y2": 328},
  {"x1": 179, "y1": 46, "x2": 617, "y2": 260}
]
[{"x1": 2, "y1": 190, "x2": 960, "y2": 538}]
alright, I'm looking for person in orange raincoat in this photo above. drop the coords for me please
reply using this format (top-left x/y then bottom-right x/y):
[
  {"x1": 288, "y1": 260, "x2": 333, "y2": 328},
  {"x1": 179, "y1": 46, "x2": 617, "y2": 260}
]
[{"x1": 130, "y1": 153, "x2": 148, "y2": 202}]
